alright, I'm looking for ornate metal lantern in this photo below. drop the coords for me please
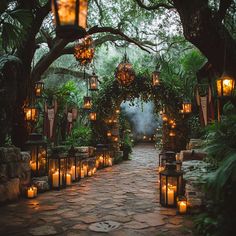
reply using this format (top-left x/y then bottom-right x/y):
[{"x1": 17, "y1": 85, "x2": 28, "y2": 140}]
[
  {"x1": 160, "y1": 163, "x2": 183, "y2": 207},
  {"x1": 152, "y1": 70, "x2": 160, "y2": 86},
  {"x1": 24, "y1": 105, "x2": 38, "y2": 122},
  {"x1": 115, "y1": 53, "x2": 135, "y2": 86},
  {"x1": 89, "y1": 73, "x2": 98, "y2": 91},
  {"x1": 216, "y1": 74, "x2": 235, "y2": 97},
  {"x1": 34, "y1": 81, "x2": 44, "y2": 98},
  {"x1": 89, "y1": 112, "x2": 97, "y2": 121},
  {"x1": 83, "y1": 96, "x2": 92, "y2": 110},
  {"x1": 68, "y1": 147, "x2": 81, "y2": 182},
  {"x1": 51, "y1": 0, "x2": 88, "y2": 39},
  {"x1": 182, "y1": 101, "x2": 192, "y2": 114},
  {"x1": 48, "y1": 150, "x2": 69, "y2": 190},
  {"x1": 74, "y1": 36, "x2": 94, "y2": 66},
  {"x1": 26, "y1": 133, "x2": 47, "y2": 177},
  {"x1": 107, "y1": 130, "x2": 112, "y2": 137}
]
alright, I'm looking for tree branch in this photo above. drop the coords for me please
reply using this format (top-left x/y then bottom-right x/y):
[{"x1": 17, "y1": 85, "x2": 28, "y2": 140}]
[
  {"x1": 217, "y1": 0, "x2": 233, "y2": 21},
  {"x1": 134, "y1": 0, "x2": 174, "y2": 10}
]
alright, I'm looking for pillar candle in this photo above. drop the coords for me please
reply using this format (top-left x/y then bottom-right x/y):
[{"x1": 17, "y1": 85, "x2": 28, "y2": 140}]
[
  {"x1": 83, "y1": 166, "x2": 88, "y2": 176},
  {"x1": 167, "y1": 188, "x2": 174, "y2": 205},
  {"x1": 52, "y1": 171, "x2": 59, "y2": 187},
  {"x1": 27, "y1": 188, "x2": 35, "y2": 198},
  {"x1": 71, "y1": 165, "x2": 76, "y2": 181},
  {"x1": 66, "y1": 173, "x2": 72, "y2": 186},
  {"x1": 179, "y1": 201, "x2": 187, "y2": 214},
  {"x1": 80, "y1": 169, "x2": 85, "y2": 178}
]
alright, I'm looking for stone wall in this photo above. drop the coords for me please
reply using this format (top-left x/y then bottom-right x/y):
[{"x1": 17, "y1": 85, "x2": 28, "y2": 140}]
[{"x1": 0, "y1": 147, "x2": 31, "y2": 203}]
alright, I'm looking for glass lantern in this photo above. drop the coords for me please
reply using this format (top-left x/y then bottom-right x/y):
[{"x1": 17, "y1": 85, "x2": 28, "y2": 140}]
[
  {"x1": 48, "y1": 150, "x2": 69, "y2": 190},
  {"x1": 89, "y1": 73, "x2": 98, "y2": 91},
  {"x1": 177, "y1": 196, "x2": 188, "y2": 214},
  {"x1": 152, "y1": 70, "x2": 160, "y2": 86},
  {"x1": 68, "y1": 147, "x2": 81, "y2": 182},
  {"x1": 216, "y1": 74, "x2": 235, "y2": 97},
  {"x1": 96, "y1": 144, "x2": 111, "y2": 168},
  {"x1": 24, "y1": 106, "x2": 38, "y2": 122},
  {"x1": 162, "y1": 113, "x2": 168, "y2": 122},
  {"x1": 89, "y1": 112, "x2": 97, "y2": 121},
  {"x1": 160, "y1": 163, "x2": 183, "y2": 207},
  {"x1": 182, "y1": 101, "x2": 192, "y2": 114},
  {"x1": 83, "y1": 96, "x2": 92, "y2": 110},
  {"x1": 26, "y1": 133, "x2": 47, "y2": 177},
  {"x1": 51, "y1": 0, "x2": 88, "y2": 39},
  {"x1": 34, "y1": 81, "x2": 44, "y2": 98}
]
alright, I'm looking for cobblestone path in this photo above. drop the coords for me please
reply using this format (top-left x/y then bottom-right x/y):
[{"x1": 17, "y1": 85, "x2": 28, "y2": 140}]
[{"x1": 0, "y1": 144, "x2": 194, "y2": 236}]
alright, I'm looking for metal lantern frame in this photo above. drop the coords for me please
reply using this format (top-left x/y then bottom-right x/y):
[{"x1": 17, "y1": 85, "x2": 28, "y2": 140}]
[
  {"x1": 68, "y1": 147, "x2": 82, "y2": 182},
  {"x1": 152, "y1": 70, "x2": 160, "y2": 86},
  {"x1": 96, "y1": 144, "x2": 111, "y2": 168},
  {"x1": 52, "y1": 0, "x2": 88, "y2": 39},
  {"x1": 24, "y1": 105, "x2": 38, "y2": 122},
  {"x1": 182, "y1": 100, "x2": 192, "y2": 114},
  {"x1": 89, "y1": 73, "x2": 99, "y2": 91},
  {"x1": 83, "y1": 96, "x2": 92, "y2": 110},
  {"x1": 160, "y1": 163, "x2": 184, "y2": 207},
  {"x1": 49, "y1": 152, "x2": 69, "y2": 190},
  {"x1": 34, "y1": 81, "x2": 44, "y2": 98},
  {"x1": 26, "y1": 133, "x2": 47, "y2": 177},
  {"x1": 216, "y1": 74, "x2": 235, "y2": 97}
]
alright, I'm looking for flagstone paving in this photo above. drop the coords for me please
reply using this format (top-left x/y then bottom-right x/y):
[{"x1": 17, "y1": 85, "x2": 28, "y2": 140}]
[{"x1": 0, "y1": 144, "x2": 194, "y2": 236}]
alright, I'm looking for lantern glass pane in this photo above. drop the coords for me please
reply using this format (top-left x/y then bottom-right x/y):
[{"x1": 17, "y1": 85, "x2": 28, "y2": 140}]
[
  {"x1": 89, "y1": 112, "x2": 96, "y2": 121},
  {"x1": 152, "y1": 71, "x2": 160, "y2": 86},
  {"x1": 83, "y1": 97, "x2": 92, "y2": 109},
  {"x1": 217, "y1": 75, "x2": 235, "y2": 97},
  {"x1": 89, "y1": 76, "x2": 98, "y2": 90}
]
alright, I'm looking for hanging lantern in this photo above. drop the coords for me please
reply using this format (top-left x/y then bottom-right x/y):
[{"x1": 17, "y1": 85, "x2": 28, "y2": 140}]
[
  {"x1": 152, "y1": 70, "x2": 160, "y2": 86},
  {"x1": 89, "y1": 112, "x2": 97, "y2": 121},
  {"x1": 51, "y1": 0, "x2": 88, "y2": 39},
  {"x1": 89, "y1": 73, "x2": 98, "y2": 91},
  {"x1": 160, "y1": 163, "x2": 183, "y2": 207},
  {"x1": 74, "y1": 36, "x2": 94, "y2": 66},
  {"x1": 107, "y1": 130, "x2": 112, "y2": 137},
  {"x1": 83, "y1": 96, "x2": 92, "y2": 110},
  {"x1": 34, "y1": 81, "x2": 44, "y2": 98},
  {"x1": 216, "y1": 74, "x2": 235, "y2": 97},
  {"x1": 177, "y1": 196, "x2": 188, "y2": 214},
  {"x1": 115, "y1": 108, "x2": 120, "y2": 114},
  {"x1": 182, "y1": 101, "x2": 192, "y2": 114},
  {"x1": 26, "y1": 133, "x2": 47, "y2": 177},
  {"x1": 24, "y1": 105, "x2": 38, "y2": 122},
  {"x1": 169, "y1": 130, "x2": 176, "y2": 137},
  {"x1": 162, "y1": 113, "x2": 168, "y2": 122},
  {"x1": 115, "y1": 53, "x2": 135, "y2": 86}
]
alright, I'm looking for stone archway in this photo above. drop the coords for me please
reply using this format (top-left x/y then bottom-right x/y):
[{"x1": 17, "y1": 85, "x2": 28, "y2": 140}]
[{"x1": 91, "y1": 75, "x2": 189, "y2": 153}]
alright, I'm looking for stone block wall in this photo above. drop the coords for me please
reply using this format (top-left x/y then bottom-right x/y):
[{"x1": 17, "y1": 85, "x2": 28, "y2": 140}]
[{"x1": 0, "y1": 147, "x2": 31, "y2": 203}]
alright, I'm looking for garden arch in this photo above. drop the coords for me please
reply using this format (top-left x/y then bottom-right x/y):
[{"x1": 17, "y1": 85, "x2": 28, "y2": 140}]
[{"x1": 91, "y1": 74, "x2": 189, "y2": 153}]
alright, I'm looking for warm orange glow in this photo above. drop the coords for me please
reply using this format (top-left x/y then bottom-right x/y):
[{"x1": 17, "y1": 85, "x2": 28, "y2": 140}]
[
  {"x1": 24, "y1": 107, "x2": 38, "y2": 122},
  {"x1": 152, "y1": 71, "x2": 160, "y2": 86},
  {"x1": 182, "y1": 102, "x2": 192, "y2": 114},
  {"x1": 107, "y1": 131, "x2": 112, "y2": 137},
  {"x1": 83, "y1": 97, "x2": 92, "y2": 109},
  {"x1": 169, "y1": 130, "x2": 176, "y2": 137},
  {"x1": 115, "y1": 109, "x2": 120, "y2": 114},
  {"x1": 89, "y1": 112, "x2": 97, "y2": 121},
  {"x1": 89, "y1": 74, "x2": 98, "y2": 90},
  {"x1": 216, "y1": 75, "x2": 235, "y2": 97},
  {"x1": 162, "y1": 114, "x2": 168, "y2": 122}
]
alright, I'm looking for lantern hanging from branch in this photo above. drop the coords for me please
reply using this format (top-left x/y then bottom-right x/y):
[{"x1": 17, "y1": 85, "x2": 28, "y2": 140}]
[
  {"x1": 34, "y1": 81, "x2": 44, "y2": 98},
  {"x1": 160, "y1": 163, "x2": 183, "y2": 207},
  {"x1": 74, "y1": 36, "x2": 94, "y2": 66},
  {"x1": 89, "y1": 112, "x2": 97, "y2": 121},
  {"x1": 182, "y1": 101, "x2": 192, "y2": 114},
  {"x1": 83, "y1": 96, "x2": 92, "y2": 110},
  {"x1": 216, "y1": 74, "x2": 235, "y2": 97},
  {"x1": 51, "y1": 0, "x2": 88, "y2": 39},
  {"x1": 24, "y1": 105, "x2": 38, "y2": 122},
  {"x1": 152, "y1": 70, "x2": 160, "y2": 86},
  {"x1": 89, "y1": 73, "x2": 98, "y2": 91},
  {"x1": 162, "y1": 113, "x2": 168, "y2": 122},
  {"x1": 115, "y1": 53, "x2": 135, "y2": 86},
  {"x1": 169, "y1": 130, "x2": 176, "y2": 137}
]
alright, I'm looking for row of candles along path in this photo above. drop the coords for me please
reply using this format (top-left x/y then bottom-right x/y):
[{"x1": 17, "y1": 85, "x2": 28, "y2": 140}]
[{"x1": 27, "y1": 155, "x2": 113, "y2": 198}]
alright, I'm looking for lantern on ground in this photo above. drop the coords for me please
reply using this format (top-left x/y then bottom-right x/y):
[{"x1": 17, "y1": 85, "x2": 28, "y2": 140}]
[
  {"x1": 182, "y1": 101, "x2": 192, "y2": 114},
  {"x1": 216, "y1": 74, "x2": 235, "y2": 97},
  {"x1": 89, "y1": 73, "x2": 98, "y2": 91},
  {"x1": 48, "y1": 150, "x2": 69, "y2": 190},
  {"x1": 68, "y1": 147, "x2": 81, "y2": 182},
  {"x1": 51, "y1": 0, "x2": 88, "y2": 39},
  {"x1": 24, "y1": 105, "x2": 38, "y2": 122},
  {"x1": 160, "y1": 163, "x2": 183, "y2": 207},
  {"x1": 89, "y1": 112, "x2": 97, "y2": 121},
  {"x1": 152, "y1": 70, "x2": 160, "y2": 86},
  {"x1": 83, "y1": 96, "x2": 92, "y2": 110},
  {"x1": 34, "y1": 81, "x2": 44, "y2": 98},
  {"x1": 115, "y1": 53, "x2": 135, "y2": 86},
  {"x1": 26, "y1": 133, "x2": 47, "y2": 177},
  {"x1": 96, "y1": 144, "x2": 111, "y2": 168},
  {"x1": 177, "y1": 196, "x2": 188, "y2": 214}
]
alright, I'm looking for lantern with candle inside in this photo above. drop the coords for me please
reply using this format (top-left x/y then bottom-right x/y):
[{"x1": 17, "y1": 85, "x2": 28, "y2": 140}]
[
  {"x1": 112, "y1": 135, "x2": 119, "y2": 143},
  {"x1": 26, "y1": 133, "x2": 47, "y2": 177},
  {"x1": 177, "y1": 196, "x2": 188, "y2": 214},
  {"x1": 96, "y1": 144, "x2": 110, "y2": 168},
  {"x1": 169, "y1": 130, "x2": 176, "y2": 137},
  {"x1": 51, "y1": 0, "x2": 88, "y2": 39},
  {"x1": 182, "y1": 100, "x2": 192, "y2": 114},
  {"x1": 152, "y1": 70, "x2": 160, "y2": 86},
  {"x1": 48, "y1": 149, "x2": 68, "y2": 190},
  {"x1": 89, "y1": 112, "x2": 97, "y2": 121},
  {"x1": 83, "y1": 96, "x2": 92, "y2": 110},
  {"x1": 107, "y1": 130, "x2": 112, "y2": 138},
  {"x1": 27, "y1": 186, "x2": 37, "y2": 198},
  {"x1": 162, "y1": 113, "x2": 168, "y2": 122},
  {"x1": 89, "y1": 73, "x2": 98, "y2": 91},
  {"x1": 115, "y1": 108, "x2": 120, "y2": 114},
  {"x1": 216, "y1": 74, "x2": 235, "y2": 97},
  {"x1": 24, "y1": 105, "x2": 38, "y2": 122},
  {"x1": 160, "y1": 163, "x2": 183, "y2": 207},
  {"x1": 34, "y1": 81, "x2": 44, "y2": 98},
  {"x1": 68, "y1": 147, "x2": 81, "y2": 182}
]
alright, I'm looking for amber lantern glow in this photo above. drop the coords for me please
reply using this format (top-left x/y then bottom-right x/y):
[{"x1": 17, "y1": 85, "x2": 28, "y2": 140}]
[
  {"x1": 162, "y1": 114, "x2": 168, "y2": 122},
  {"x1": 89, "y1": 112, "x2": 97, "y2": 121},
  {"x1": 51, "y1": 0, "x2": 88, "y2": 39},
  {"x1": 182, "y1": 101, "x2": 192, "y2": 114},
  {"x1": 177, "y1": 196, "x2": 188, "y2": 214},
  {"x1": 34, "y1": 81, "x2": 44, "y2": 98},
  {"x1": 83, "y1": 96, "x2": 92, "y2": 110},
  {"x1": 89, "y1": 73, "x2": 98, "y2": 91},
  {"x1": 152, "y1": 70, "x2": 160, "y2": 86},
  {"x1": 24, "y1": 106, "x2": 38, "y2": 122},
  {"x1": 216, "y1": 74, "x2": 235, "y2": 97}
]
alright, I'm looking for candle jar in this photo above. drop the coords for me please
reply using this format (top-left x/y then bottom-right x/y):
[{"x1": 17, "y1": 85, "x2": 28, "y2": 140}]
[
  {"x1": 48, "y1": 149, "x2": 68, "y2": 190},
  {"x1": 177, "y1": 196, "x2": 188, "y2": 214},
  {"x1": 160, "y1": 163, "x2": 183, "y2": 207},
  {"x1": 26, "y1": 133, "x2": 47, "y2": 177},
  {"x1": 27, "y1": 186, "x2": 37, "y2": 198}
]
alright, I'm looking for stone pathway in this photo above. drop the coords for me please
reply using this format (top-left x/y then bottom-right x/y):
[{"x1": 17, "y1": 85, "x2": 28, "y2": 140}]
[{"x1": 0, "y1": 144, "x2": 194, "y2": 236}]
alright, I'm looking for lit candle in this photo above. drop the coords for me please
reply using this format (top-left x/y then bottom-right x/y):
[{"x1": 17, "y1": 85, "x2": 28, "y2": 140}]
[
  {"x1": 179, "y1": 201, "x2": 187, "y2": 214},
  {"x1": 88, "y1": 170, "x2": 92, "y2": 177},
  {"x1": 80, "y1": 169, "x2": 85, "y2": 178},
  {"x1": 167, "y1": 188, "x2": 174, "y2": 205},
  {"x1": 52, "y1": 171, "x2": 63, "y2": 187},
  {"x1": 30, "y1": 161, "x2": 37, "y2": 171},
  {"x1": 66, "y1": 173, "x2": 72, "y2": 186},
  {"x1": 36, "y1": 88, "x2": 41, "y2": 96},
  {"x1": 92, "y1": 168, "x2": 96, "y2": 175},
  {"x1": 108, "y1": 158, "x2": 112, "y2": 166},
  {"x1": 71, "y1": 165, "x2": 76, "y2": 181},
  {"x1": 27, "y1": 187, "x2": 35, "y2": 198},
  {"x1": 91, "y1": 82, "x2": 96, "y2": 89},
  {"x1": 83, "y1": 165, "x2": 88, "y2": 176}
]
